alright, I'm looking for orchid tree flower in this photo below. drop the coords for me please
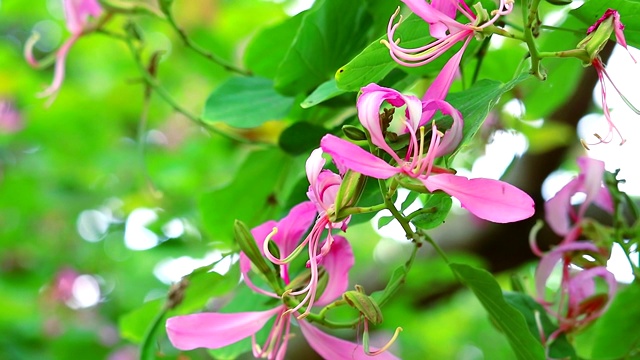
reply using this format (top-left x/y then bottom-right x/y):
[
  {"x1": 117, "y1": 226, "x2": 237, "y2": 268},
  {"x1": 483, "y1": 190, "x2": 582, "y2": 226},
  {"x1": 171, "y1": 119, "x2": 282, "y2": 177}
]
[
  {"x1": 579, "y1": 9, "x2": 640, "y2": 146},
  {"x1": 534, "y1": 241, "x2": 616, "y2": 343},
  {"x1": 166, "y1": 202, "x2": 398, "y2": 360},
  {"x1": 263, "y1": 149, "x2": 352, "y2": 318},
  {"x1": 538, "y1": 157, "x2": 613, "y2": 251},
  {"x1": 322, "y1": 84, "x2": 534, "y2": 223},
  {"x1": 382, "y1": 0, "x2": 514, "y2": 101},
  {"x1": 24, "y1": 0, "x2": 103, "y2": 102}
]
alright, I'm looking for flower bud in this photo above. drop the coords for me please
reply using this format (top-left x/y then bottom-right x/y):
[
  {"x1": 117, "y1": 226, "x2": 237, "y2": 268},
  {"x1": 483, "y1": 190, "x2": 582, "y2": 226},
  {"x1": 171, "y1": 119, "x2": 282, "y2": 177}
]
[
  {"x1": 332, "y1": 170, "x2": 367, "y2": 222},
  {"x1": 342, "y1": 125, "x2": 367, "y2": 141},
  {"x1": 342, "y1": 285, "x2": 383, "y2": 325},
  {"x1": 578, "y1": 11, "x2": 617, "y2": 64},
  {"x1": 234, "y1": 220, "x2": 274, "y2": 279}
]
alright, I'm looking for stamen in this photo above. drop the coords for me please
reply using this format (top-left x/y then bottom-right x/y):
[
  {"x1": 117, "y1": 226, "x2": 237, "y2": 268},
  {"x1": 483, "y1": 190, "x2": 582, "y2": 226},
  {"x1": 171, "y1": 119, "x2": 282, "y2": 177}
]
[
  {"x1": 363, "y1": 319, "x2": 403, "y2": 356},
  {"x1": 411, "y1": 126, "x2": 426, "y2": 175},
  {"x1": 24, "y1": 32, "x2": 42, "y2": 67},
  {"x1": 534, "y1": 311, "x2": 547, "y2": 347},
  {"x1": 263, "y1": 227, "x2": 309, "y2": 265}
]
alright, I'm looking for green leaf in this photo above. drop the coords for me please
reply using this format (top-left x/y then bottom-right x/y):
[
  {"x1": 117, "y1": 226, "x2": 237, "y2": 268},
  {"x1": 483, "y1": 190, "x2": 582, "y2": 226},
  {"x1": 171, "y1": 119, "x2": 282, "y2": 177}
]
[
  {"x1": 274, "y1": 0, "x2": 372, "y2": 95},
  {"x1": 335, "y1": 13, "x2": 432, "y2": 92},
  {"x1": 450, "y1": 263, "x2": 546, "y2": 360},
  {"x1": 199, "y1": 149, "x2": 287, "y2": 245},
  {"x1": 244, "y1": 13, "x2": 305, "y2": 78},
  {"x1": 588, "y1": 282, "x2": 640, "y2": 359},
  {"x1": 571, "y1": 0, "x2": 640, "y2": 49},
  {"x1": 119, "y1": 299, "x2": 164, "y2": 344},
  {"x1": 301, "y1": 79, "x2": 347, "y2": 108},
  {"x1": 278, "y1": 121, "x2": 328, "y2": 155},
  {"x1": 410, "y1": 193, "x2": 452, "y2": 230},
  {"x1": 377, "y1": 215, "x2": 395, "y2": 229},
  {"x1": 203, "y1": 77, "x2": 295, "y2": 128},
  {"x1": 444, "y1": 72, "x2": 530, "y2": 160},
  {"x1": 179, "y1": 264, "x2": 240, "y2": 313},
  {"x1": 400, "y1": 190, "x2": 420, "y2": 212},
  {"x1": 520, "y1": 16, "x2": 585, "y2": 120}
]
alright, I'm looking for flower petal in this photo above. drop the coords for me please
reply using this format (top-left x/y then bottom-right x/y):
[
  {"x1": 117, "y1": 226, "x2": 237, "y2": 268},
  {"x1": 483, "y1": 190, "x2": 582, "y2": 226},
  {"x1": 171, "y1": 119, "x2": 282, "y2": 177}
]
[
  {"x1": 166, "y1": 307, "x2": 282, "y2": 350},
  {"x1": 321, "y1": 134, "x2": 400, "y2": 179},
  {"x1": 423, "y1": 174, "x2": 535, "y2": 223},
  {"x1": 299, "y1": 321, "x2": 400, "y2": 360},
  {"x1": 401, "y1": 0, "x2": 468, "y2": 38},
  {"x1": 271, "y1": 201, "x2": 317, "y2": 257},
  {"x1": 357, "y1": 84, "x2": 423, "y2": 157},
  {"x1": 316, "y1": 235, "x2": 354, "y2": 306},
  {"x1": 64, "y1": 0, "x2": 102, "y2": 34},
  {"x1": 421, "y1": 99, "x2": 464, "y2": 157},
  {"x1": 421, "y1": 36, "x2": 470, "y2": 108},
  {"x1": 535, "y1": 241, "x2": 600, "y2": 300},
  {"x1": 545, "y1": 178, "x2": 579, "y2": 236}
]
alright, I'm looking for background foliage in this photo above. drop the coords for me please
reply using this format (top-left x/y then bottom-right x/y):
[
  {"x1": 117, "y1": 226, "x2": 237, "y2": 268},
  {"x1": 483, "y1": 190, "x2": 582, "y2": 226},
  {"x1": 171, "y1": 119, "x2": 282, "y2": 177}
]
[{"x1": 1, "y1": 0, "x2": 639, "y2": 359}]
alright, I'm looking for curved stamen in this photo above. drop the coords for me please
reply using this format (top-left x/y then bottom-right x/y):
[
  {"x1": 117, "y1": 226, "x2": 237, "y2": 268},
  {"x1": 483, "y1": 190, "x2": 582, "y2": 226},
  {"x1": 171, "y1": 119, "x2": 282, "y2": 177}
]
[
  {"x1": 474, "y1": 0, "x2": 515, "y2": 30},
  {"x1": 263, "y1": 227, "x2": 310, "y2": 266},
  {"x1": 363, "y1": 320, "x2": 403, "y2": 356}
]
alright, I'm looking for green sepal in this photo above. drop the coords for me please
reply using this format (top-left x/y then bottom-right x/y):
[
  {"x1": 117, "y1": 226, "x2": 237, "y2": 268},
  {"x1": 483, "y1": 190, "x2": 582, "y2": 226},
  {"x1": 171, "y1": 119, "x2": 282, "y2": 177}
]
[
  {"x1": 234, "y1": 220, "x2": 279, "y2": 287},
  {"x1": 333, "y1": 170, "x2": 368, "y2": 222},
  {"x1": 342, "y1": 125, "x2": 367, "y2": 141},
  {"x1": 577, "y1": 15, "x2": 615, "y2": 64}
]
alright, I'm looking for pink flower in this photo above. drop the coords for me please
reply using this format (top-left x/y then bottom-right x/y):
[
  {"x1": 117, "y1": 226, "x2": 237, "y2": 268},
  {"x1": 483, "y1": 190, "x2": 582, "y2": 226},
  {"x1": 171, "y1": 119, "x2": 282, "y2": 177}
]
[
  {"x1": 382, "y1": 1, "x2": 513, "y2": 101},
  {"x1": 534, "y1": 242, "x2": 616, "y2": 342},
  {"x1": 543, "y1": 157, "x2": 613, "y2": 245},
  {"x1": 583, "y1": 9, "x2": 639, "y2": 146},
  {"x1": 263, "y1": 149, "x2": 351, "y2": 318},
  {"x1": 25, "y1": 0, "x2": 102, "y2": 102},
  {"x1": 166, "y1": 203, "x2": 398, "y2": 359},
  {"x1": 322, "y1": 84, "x2": 534, "y2": 223}
]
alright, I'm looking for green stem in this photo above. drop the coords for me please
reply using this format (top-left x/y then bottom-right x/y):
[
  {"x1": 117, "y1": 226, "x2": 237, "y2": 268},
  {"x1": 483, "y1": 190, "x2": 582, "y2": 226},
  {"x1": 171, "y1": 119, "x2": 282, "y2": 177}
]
[
  {"x1": 422, "y1": 231, "x2": 450, "y2": 264},
  {"x1": 522, "y1": 0, "x2": 545, "y2": 80},
  {"x1": 375, "y1": 243, "x2": 420, "y2": 308},
  {"x1": 282, "y1": 296, "x2": 358, "y2": 329},
  {"x1": 139, "y1": 307, "x2": 168, "y2": 360},
  {"x1": 539, "y1": 49, "x2": 590, "y2": 62},
  {"x1": 124, "y1": 36, "x2": 254, "y2": 144},
  {"x1": 137, "y1": 66, "x2": 163, "y2": 198},
  {"x1": 486, "y1": 25, "x2": 526, "y2": 42},
  {"x1": 539, "y1": 25, "x2": 584, "y2": 35},
  {"x1": 338, "y1": 203, "x2": 387, "y2": 217},
  {"x1": 165, "y1": 14, "x2": 250, "y2": 76}
]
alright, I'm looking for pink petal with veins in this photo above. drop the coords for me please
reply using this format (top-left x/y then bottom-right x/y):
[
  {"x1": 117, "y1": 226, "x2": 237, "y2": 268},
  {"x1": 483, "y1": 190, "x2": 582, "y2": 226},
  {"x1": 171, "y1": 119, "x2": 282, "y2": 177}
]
[
  {"x1": 423, "y1": 174, "x2": 535, "y2": 223},
  {"x1": 166, "y1": 307, "x2": 282, "y2": 350}
]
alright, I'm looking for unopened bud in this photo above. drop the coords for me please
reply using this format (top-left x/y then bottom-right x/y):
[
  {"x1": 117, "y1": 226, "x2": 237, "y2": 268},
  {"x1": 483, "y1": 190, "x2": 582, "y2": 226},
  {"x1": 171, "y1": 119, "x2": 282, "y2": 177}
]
[
  {"x1": 578, "y1": 13, "x2": 616, "y2": 64},
  {"x1": 234, "y1": 220, "x2": 274, "y2": 278},
  {"x1": 342, "y1": 285, "x2": 383, "y2": 325},
  {"x1": 342, "y1": 125, "x2": 367, "y2": 141},
  {"x1": 332, "y1": 170, "x2": 367, "y2": 222}
]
